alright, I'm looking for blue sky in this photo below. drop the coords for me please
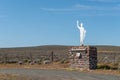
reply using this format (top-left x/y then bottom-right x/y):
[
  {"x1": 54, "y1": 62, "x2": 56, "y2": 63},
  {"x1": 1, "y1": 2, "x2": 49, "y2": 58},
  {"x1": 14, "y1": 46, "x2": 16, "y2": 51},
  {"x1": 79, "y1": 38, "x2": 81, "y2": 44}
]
[{"x1": 0, "y1": 0, "x2": 120, "y2": 47}]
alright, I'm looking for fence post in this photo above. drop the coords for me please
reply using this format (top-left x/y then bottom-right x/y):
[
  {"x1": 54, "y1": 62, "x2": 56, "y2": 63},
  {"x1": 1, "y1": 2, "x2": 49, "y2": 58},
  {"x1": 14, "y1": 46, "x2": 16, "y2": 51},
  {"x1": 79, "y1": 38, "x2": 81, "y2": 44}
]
[{"x1": 51, "y1": 51, "x2": 54, "y2": 62}]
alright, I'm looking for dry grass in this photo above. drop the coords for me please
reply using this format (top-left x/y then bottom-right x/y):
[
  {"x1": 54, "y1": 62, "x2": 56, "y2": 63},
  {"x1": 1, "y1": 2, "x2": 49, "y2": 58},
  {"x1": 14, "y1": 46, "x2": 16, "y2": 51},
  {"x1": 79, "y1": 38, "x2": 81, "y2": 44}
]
[
  {"x1": 0, "y1": 63, "x2": 69, "y2": 69},
  {"x1": 0, "y1": 63, "x2": 120, "y2": 76},
  {"x1": 0, "y1": 74, "x2": 32, "y2": 80},
  {"x1": 88, "y1": 69, "x2": 120, "y2": 76}
]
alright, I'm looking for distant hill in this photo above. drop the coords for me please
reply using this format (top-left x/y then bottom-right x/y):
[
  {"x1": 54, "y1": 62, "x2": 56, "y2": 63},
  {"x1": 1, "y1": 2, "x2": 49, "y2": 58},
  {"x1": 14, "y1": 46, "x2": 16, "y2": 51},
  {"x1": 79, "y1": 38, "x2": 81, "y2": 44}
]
[
  {"x1": 0, "y1": 45, "x2": 120, "y2": 55},
  {"x1": 0, "y1": 45, "x2": 120, "y2": 54},
  {"x1": 0, "y1": 45, "x2": 71, "y2": 56},
  {"x1": 95, "y1": 45, "x2": 120, "y2": 53},
  {"x1": 0, "y1": 45, "x2": 120, "y2": 64}
]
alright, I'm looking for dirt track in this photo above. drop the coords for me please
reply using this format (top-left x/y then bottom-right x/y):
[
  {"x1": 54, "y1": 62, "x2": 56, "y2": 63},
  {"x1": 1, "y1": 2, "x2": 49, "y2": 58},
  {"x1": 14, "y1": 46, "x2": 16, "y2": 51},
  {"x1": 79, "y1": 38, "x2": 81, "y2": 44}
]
[{"x1": 0, "y1": 69, "x2": 120, "y2": 80}]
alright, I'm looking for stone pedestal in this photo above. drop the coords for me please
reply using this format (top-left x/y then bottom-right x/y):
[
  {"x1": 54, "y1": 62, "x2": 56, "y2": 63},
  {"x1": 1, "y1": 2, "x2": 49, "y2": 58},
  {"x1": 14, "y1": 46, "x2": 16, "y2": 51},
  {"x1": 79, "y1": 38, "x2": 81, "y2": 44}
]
[{"x1": 69, "y1": 46, "x2": 97, "y2": 70}]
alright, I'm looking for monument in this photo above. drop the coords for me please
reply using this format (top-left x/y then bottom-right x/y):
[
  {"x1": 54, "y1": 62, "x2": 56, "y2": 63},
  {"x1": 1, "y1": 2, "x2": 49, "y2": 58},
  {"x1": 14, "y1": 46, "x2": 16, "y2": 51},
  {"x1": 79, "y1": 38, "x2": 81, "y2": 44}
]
[
  {"x1": 69, "y1": 20, "x2": 97, "y2": 70},
  {"x1": 77, "y1": 20, "x2": 86, "y2": 46}
]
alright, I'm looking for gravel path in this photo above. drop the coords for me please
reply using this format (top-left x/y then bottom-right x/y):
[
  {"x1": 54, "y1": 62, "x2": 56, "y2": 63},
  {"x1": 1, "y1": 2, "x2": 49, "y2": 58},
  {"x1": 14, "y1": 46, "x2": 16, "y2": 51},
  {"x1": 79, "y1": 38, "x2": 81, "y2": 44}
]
[{"x1": 0, "y1": 69, "x2": 120, "y2": 80}]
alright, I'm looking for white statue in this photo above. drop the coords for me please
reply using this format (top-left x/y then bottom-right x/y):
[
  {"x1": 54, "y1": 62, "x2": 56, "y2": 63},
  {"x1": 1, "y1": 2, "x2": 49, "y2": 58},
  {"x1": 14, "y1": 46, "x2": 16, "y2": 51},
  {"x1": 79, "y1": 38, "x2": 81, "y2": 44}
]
[{"x1": 77, "y1": 20, "x2": 86, "y2": 45}]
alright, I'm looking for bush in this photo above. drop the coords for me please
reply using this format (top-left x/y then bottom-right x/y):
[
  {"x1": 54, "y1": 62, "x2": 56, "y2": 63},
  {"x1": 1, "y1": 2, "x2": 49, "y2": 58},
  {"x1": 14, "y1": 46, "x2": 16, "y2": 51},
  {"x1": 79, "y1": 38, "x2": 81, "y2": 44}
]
[
  {"x1": 59, "y1": 59, "x2": 69, "y2": 64},
  {"x1": 7, "y1": 60, "x2": 18, "y2": 64},
  {"x1": 97, "y1": 64, "x2": 118, "y2": 70},
  {"x1": 97, "y1": 64, "x2": 111, "y2": 70},
  {"x1": 23, "y1": 59, "x2": 29, "y2": 63}
]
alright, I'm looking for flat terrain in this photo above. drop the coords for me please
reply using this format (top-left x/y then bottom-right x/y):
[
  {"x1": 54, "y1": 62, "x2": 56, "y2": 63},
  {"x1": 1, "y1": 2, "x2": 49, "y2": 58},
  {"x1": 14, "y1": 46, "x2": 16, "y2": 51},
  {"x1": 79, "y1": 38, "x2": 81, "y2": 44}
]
[
  {"x1": 0, "y1": 45, "x2": 120, "y2": 64},
  {"x1": 0, "y1": 45, "x2": 120, "y2": 80},
  {"x1": 0, "y1": 68, "x2": 120, "y2": 80}
]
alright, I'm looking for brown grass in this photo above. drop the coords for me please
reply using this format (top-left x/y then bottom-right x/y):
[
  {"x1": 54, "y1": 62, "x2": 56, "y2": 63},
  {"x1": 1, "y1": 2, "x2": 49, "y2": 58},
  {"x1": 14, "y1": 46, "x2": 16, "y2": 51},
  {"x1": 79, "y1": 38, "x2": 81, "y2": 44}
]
[
  {"x1": 0, "y1": 63, "x2": 120, "y2": 76},
  {"x1": 88, "y1": 70, "x2": 120, "y2": 76},
  {"x1": 0, "y1": 63, "x2": 69, "y2": 69},
  {"x1": 0, "y1": 74, "x2": 32, "y2": 80}
]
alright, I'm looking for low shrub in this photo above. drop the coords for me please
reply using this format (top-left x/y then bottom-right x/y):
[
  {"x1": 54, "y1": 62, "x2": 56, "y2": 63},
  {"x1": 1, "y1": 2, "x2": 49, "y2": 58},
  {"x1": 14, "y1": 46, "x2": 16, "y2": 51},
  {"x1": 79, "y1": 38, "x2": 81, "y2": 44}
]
[
  {"x1": 97, "y1": 64, "x2": 118, "y2": 70},
  {"x1": 97, "y1": 64, "x2": 111, "y2": 70},
  {"x1": 59, "y1": 59, "x2": 69, "y2": 64},
  {"x1": 7, "y1": 60, "x2": 18, "y2": 64}
]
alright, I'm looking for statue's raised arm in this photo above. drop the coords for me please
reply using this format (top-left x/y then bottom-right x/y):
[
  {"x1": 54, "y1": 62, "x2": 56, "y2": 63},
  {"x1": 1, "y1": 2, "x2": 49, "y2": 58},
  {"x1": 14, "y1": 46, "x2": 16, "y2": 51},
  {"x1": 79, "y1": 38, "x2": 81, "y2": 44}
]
[{"x1": 77, "y1": 20, "x2": 80, "y2": 29}]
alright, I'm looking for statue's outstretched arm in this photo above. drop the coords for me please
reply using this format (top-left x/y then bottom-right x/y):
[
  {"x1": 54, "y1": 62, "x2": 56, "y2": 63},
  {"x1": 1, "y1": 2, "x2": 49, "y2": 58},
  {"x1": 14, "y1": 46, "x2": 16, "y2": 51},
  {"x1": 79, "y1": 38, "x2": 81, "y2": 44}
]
[{"x1": 77, "y1": 20, "x2": 80, "y2": 29}]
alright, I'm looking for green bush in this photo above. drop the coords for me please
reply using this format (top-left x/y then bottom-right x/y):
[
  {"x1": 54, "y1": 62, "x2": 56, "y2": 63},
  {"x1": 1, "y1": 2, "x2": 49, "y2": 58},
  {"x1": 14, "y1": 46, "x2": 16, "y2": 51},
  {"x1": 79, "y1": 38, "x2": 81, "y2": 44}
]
[
  {"x1": 97, "y1": 64, "x2": 118, "y2": 70},
  {"x1": 97, "y1": 64, "x2": 111, "y2": 70},
  {"x1": 59, "y1": 58, "x2": 69, "y2": 64},
  {"x1": 23, "y1": 59, "x2": 28, "y2": 63}
]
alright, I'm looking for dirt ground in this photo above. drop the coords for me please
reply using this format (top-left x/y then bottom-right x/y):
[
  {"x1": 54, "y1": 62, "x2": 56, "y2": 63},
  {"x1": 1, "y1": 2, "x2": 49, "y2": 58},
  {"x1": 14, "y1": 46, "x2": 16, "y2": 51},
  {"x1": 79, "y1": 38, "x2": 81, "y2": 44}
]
[
  {"x1": 0, "y1": 63, "x2": 120, "y2": 75},
  {"x1": 0, "y1": 63, "x2": 120, "y2": 80},
  {"x1": 0, "y1": 69, "x2": 120, "y2": 80}
]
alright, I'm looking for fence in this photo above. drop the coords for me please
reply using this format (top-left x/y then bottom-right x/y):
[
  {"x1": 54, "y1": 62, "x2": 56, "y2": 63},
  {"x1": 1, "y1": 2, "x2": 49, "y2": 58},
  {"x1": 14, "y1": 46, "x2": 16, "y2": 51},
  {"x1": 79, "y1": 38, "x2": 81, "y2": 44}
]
[{"x1": 98, "y1": 52, "x2": 120, "y2": 64}]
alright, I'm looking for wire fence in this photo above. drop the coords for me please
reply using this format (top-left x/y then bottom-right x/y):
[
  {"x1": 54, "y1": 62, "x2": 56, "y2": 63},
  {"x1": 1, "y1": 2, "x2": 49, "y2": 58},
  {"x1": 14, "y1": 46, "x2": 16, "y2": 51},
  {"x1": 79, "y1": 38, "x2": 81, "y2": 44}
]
[{"x1": 98, "y1": 53, "x2": 120, "y2": 64}]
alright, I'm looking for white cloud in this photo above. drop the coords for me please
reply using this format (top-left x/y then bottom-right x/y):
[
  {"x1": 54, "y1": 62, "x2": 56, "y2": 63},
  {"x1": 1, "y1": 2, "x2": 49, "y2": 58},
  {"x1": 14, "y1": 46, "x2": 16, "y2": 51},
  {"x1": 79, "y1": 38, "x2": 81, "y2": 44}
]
[
  {"x1": 40, "y1": 7, "x2": 120, "y2": 17},
  {"x1": 74, "y1": 4, "x2": 94, "y2": 10},
  {"x1": 40, "y1": 3, "x2": 120, "y2": 16},
  {"x1": 77, "y1": 12, "x2": 120, "y2": 16},
  {"x1": 40, "y1": 4, "x2": 95, "y2": 12},
  {"x1": 40, "y1": 4, "x2": 120, "y2": 12},
  {"x1": 40, "y1": 8, "x2": 75, "y2": 12},
  {"x1": 88, "y1": 0, "x2": 120, "y2": 3}
]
